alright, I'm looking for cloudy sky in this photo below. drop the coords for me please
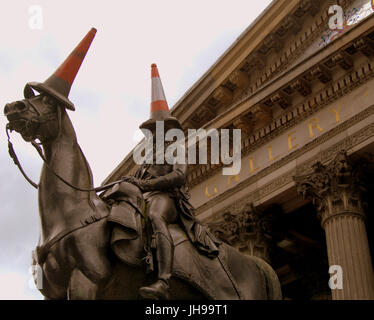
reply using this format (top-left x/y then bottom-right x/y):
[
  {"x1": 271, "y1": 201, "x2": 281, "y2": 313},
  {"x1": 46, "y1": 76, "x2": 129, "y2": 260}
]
[{"x1": 0, "y1": 0, "x2": 272, "y2": 299}]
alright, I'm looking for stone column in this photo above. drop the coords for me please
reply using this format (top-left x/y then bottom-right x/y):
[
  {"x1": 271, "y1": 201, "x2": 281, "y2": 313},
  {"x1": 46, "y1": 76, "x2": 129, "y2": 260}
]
[{"x1": 294, "y1": 151, "x2": 374, "y2": 300}]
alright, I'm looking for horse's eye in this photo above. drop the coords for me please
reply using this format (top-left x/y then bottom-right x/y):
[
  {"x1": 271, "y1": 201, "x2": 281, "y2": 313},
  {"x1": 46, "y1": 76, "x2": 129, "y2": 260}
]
[
  {"x1": 42, "y1": 96, "x2": 49, "y2": 104},
  {"x1": 42, "y1": 95, "x2": 55, "y2": 106}
]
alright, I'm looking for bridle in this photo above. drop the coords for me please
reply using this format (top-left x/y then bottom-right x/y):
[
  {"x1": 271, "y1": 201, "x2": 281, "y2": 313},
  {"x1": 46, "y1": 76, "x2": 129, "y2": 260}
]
[{"x1": 6, "y1": 98, "x2": 128, "y2": 192}]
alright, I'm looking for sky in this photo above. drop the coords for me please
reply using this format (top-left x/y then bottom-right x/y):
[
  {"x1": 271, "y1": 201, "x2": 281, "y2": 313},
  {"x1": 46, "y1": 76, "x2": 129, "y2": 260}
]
[{"x1": 0, "y1": 0, "x2": 272, "y2": 299}]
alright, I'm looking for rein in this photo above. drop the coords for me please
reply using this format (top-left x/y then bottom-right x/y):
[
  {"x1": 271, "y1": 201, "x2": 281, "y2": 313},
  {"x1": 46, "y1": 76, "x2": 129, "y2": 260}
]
[{"x1": 6, "y1": 125, "x2": 127, "y2": 192}]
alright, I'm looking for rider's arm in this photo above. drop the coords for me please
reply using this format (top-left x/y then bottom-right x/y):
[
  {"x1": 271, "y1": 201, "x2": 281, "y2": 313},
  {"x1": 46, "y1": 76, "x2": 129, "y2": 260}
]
[{"x1": 138, "y1": 163, "x2": 188, "y2": 192}]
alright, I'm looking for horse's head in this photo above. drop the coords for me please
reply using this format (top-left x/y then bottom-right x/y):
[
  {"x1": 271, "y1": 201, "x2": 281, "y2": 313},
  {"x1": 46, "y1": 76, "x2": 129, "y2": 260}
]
[
  {"x1": 4, "y1": 92, "x2": 62, "y2": 142},
  {"x1": 4, "y1": 27, "x2": 97, "y2": 143}
]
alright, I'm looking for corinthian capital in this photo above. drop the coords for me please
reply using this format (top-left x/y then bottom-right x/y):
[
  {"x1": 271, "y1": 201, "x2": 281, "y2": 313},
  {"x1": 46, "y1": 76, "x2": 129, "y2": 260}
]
[
  {"x1": 293, "y1": 150, "x2": 369, "y2": 224},
  {"x1": 208, "y1": 203, "x2": 281, "y2": 262}
]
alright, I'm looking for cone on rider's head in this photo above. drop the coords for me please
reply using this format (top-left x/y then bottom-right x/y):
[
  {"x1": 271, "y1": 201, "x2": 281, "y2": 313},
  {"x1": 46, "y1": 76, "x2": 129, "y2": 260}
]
[
  {"x1": 23, "y1": 28, "x2": 97, "y2": 111},
  {"x1": 139, "y1": 63, "x2": 182, "y2": 132}
]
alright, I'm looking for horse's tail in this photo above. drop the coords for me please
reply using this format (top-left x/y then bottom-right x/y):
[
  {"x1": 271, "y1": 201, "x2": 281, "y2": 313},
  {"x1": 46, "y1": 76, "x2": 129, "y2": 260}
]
[{"x1": 252, "y1": 256, "x2": 282, "y2": 300}]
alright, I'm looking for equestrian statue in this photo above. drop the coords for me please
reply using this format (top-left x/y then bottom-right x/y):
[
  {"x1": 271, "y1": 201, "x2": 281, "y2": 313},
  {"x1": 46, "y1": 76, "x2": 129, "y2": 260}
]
[{"x1": 3, "y1": 28, "x2": 282, "y2": 300}]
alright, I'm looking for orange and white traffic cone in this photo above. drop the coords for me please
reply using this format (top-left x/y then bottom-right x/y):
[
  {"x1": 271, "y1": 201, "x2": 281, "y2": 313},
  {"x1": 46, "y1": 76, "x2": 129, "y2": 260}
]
[
  {"x1": 140, "y1": 63, "x2": 182, "y2": 131},
  {"x1": 24, "y1": 27, "x2": 97, "y2": 111}
]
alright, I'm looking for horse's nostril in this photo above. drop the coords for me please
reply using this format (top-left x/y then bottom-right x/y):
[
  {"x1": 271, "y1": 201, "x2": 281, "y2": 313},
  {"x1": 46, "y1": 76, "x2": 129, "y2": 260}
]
[{"x1": 15, "y1": 101, "x2": 27, "y2": 112}]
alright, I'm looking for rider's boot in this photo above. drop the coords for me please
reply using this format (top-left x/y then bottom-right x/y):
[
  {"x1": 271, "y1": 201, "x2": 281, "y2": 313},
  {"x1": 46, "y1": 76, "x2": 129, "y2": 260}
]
[{"x1": 139, "y1": 232, "x2": 174, "y2": 300}]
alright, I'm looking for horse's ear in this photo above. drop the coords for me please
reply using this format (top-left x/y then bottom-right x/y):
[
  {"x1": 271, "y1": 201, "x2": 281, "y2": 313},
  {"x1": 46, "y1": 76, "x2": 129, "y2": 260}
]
[{"x1": 24, "y1": 84, "x2": 35, "y2": 99}]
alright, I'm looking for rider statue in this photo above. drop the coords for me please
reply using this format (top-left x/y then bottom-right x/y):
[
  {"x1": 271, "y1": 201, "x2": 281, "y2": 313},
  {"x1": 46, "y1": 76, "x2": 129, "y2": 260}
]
[{"x1": 105, "y1": 64, "x2": 220, "y2": 300}]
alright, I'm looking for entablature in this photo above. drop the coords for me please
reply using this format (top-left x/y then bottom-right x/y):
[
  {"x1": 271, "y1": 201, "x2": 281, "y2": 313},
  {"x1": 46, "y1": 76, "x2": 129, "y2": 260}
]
[{"x1": 187, "y1": 20, "x2": 374, "y2": 188}]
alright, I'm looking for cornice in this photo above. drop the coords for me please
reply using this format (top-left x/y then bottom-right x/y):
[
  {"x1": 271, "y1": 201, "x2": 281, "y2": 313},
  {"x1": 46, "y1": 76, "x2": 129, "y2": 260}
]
[
  {"x1": 208, "y1": 16, "x2": 374, "y2": 131},
  {"x1": 171, "y1": 0, "x2": 302, "y2": 123},
  {"x1": 179, "y1": 0, "x2": 357, "y2": 129},
  {"x1": 188, "y1": 51, "x2": 374, "y2": 187}
]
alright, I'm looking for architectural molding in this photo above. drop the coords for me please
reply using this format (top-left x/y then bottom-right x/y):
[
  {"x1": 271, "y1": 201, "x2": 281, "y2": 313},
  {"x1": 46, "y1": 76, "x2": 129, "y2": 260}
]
[
  {"x1": 354, "y1": 37, "x2": 374, "y2": 57},
  {"x1": 233, "y1": 113, "x2": 254, "y2": 136},
  {"x1": 206, "y1": 17, "x2": 374, "y2": 133},
  {"x1": 290, "y1": 78, "x2": 312, "y2": 96},
  {"x1": 331, "y1": 52, "x2": 353, "y2": 71},
  {"x1": 189, "y1": 57, "x2": 374, "y2": 187},
  {"x1": 196, "y1": 108, "x2": 374, "y2": 217},
  {"x1": 228, "y1": 70, "x2": 250, "y2": 90},
  {"x1": 183, "y1": 0, "x2": 335, "y2": 127}
]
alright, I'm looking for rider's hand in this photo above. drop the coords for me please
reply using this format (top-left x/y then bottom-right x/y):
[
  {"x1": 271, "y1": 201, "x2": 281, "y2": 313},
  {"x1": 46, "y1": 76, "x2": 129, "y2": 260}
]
[
  {"x1": 124, "y1": 176, "x2": 150, "y2": 192},
  {"x1": 134, "y1": 179, "x2": 150, "y2": 192}
]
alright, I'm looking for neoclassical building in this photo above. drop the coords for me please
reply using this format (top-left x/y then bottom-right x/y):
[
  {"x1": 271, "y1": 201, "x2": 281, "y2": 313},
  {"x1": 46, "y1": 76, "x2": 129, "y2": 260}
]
[{"x1": 104, "y1": 0, "x2": 374, "y2": 299}]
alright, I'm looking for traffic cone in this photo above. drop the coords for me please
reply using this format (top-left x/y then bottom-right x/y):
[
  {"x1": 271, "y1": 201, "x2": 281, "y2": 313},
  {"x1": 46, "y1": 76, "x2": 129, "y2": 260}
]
[
  {"x1": 23, "y1": 27, "x2": 97, "y2": 110},
  {"x1": 140, "y1": 63, "x2": 182, "y2": 131}
]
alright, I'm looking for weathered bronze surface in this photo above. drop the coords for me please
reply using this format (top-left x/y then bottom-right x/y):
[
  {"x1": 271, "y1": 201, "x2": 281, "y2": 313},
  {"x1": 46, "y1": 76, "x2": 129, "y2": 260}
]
[{"x1": 3, "y1": 30, "x2": 282, "y2": 300}]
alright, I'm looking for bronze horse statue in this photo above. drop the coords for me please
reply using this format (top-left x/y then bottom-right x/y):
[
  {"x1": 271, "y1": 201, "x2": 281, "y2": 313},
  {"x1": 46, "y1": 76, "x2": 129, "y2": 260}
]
[{"x1": 3, "y1": 29, "x2": 282, "y2": 300}]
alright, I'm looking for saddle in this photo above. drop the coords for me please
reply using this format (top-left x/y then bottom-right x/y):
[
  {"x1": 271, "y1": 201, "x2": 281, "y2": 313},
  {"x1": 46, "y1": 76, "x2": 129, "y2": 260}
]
[{"x1": 107, "y1": 201, "x2": 242, "y2": 299}]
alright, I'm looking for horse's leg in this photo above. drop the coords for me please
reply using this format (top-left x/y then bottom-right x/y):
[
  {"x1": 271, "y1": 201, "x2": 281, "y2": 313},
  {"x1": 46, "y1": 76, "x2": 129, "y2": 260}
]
[
  {"x1": 67, "y1": 268, "x2": 98, "y2": 300},
  {"x1": 69, "y1": 220, "x2": 111, "y2": 299},
  {"x1": 37, "y1": 253, "x2": 67, "y2": 300}
]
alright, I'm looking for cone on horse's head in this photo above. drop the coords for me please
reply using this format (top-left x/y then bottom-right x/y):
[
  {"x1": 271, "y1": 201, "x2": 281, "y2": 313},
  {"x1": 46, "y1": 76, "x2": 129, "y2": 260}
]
[
  {"x1": 140, "y1": 63, "x2": 182, "y2": 132},
  {"x1": 23, "y1": 28, "x2": 97, "y2": 111}
]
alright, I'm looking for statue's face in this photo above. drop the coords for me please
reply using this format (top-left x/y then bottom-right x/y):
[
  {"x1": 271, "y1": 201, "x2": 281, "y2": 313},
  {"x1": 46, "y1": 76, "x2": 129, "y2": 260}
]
[{"x1": 4, "y1": 93, "x2": 60, "y2": 142}]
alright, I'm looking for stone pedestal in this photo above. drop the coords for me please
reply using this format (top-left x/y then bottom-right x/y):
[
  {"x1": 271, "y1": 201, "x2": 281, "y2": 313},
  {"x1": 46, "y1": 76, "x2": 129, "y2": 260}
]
[{"x1": 294, "y1": 151, "x2": 374, "y2": 299}]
